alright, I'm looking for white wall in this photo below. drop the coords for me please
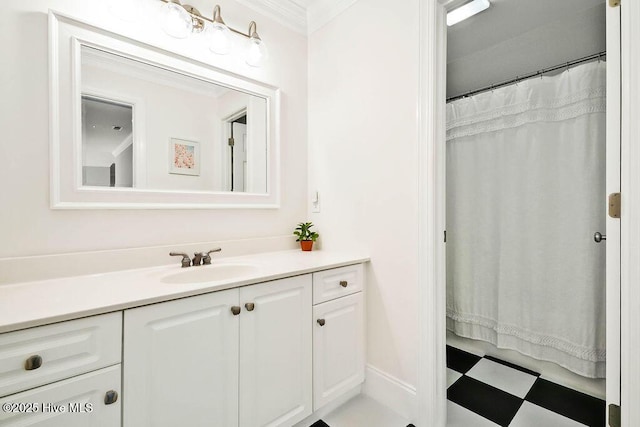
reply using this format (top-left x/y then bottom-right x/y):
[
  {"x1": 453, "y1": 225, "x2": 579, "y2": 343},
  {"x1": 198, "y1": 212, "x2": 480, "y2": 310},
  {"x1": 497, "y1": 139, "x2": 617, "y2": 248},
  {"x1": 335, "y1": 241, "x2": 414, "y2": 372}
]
[
  {"x1": 309, "y1": 0, "x2": 420, "y2": 389},
  {"x1": 0, "y1": 0, "x2": 307, "y2": 258}
]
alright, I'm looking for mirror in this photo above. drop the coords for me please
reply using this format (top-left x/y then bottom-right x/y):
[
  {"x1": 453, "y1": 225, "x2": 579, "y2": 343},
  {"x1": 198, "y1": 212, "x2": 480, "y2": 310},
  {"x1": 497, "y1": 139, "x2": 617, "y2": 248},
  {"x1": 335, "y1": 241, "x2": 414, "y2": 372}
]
[
  {"x1": 80, "y1": 46, "x2": 267, "y2": 193},
  {"x1": 50, "y1": 12, "x2": 279, "y2": 209}
]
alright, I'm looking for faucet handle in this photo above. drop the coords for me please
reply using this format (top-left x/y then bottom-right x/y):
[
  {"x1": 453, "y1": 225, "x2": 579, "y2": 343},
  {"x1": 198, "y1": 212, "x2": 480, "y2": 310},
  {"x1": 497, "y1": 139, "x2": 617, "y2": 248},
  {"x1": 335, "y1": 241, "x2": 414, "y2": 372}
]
[
  {"x1": 170, "y1": 252, "x2": 191, "y2": 268},
  {"x1": 202, "y1": 248, "x2": 222, "y2": 265}
]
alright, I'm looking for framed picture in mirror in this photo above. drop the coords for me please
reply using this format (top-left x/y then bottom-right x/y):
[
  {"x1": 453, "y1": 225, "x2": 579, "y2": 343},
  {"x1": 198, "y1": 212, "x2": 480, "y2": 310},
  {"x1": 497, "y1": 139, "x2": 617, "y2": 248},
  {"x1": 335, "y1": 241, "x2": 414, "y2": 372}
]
[{"x1": 169, "y1": 138, "x2": 200, "y2": 176}]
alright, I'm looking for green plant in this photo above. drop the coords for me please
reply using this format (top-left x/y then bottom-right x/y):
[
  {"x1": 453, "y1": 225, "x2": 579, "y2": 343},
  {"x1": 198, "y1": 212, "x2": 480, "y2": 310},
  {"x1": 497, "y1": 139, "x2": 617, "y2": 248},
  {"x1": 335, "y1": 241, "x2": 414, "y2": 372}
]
[{"x1": 293, "y1": 222, "x2": 319, "y2": 242}]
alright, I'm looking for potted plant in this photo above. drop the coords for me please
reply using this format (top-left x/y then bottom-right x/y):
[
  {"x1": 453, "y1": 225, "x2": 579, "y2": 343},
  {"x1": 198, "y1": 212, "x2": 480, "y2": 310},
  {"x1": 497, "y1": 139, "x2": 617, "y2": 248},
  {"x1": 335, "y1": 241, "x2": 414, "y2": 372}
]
[{"x1": 293, "y1": 222, "x2": 319, "y2": 251}]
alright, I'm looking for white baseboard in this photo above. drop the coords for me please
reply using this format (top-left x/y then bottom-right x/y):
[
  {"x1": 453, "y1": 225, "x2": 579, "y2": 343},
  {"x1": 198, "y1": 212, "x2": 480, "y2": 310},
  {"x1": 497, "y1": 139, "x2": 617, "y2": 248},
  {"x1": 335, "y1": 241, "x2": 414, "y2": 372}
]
[{"x1": 362, "y1": 364, "x2": 417, "y2": 422}]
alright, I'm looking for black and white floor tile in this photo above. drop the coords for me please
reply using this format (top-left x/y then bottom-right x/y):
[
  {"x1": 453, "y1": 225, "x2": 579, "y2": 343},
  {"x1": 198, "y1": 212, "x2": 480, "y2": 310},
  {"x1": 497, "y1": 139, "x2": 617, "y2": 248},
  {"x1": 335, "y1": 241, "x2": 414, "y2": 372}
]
[
  {"x1": 446, "y1": 345, "x2": 606, "y2": 427},
  {"x1": 308, "y1": 346, "x2": 605, "y2": 427}
]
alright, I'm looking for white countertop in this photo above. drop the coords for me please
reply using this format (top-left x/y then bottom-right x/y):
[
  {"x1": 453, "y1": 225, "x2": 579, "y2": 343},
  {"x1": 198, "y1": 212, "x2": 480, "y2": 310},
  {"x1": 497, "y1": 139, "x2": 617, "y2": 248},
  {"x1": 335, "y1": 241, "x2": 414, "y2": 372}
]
[{"x1": 0, "y1": 250, "x2": 369, "y2": 334}]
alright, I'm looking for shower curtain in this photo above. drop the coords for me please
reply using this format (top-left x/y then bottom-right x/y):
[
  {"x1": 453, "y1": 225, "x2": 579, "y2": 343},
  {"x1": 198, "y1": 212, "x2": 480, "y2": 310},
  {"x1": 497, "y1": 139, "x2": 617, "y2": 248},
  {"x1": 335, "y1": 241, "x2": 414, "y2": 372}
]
[{"x1": 446, "y1": 61, "x2": 606, "y2": 378}]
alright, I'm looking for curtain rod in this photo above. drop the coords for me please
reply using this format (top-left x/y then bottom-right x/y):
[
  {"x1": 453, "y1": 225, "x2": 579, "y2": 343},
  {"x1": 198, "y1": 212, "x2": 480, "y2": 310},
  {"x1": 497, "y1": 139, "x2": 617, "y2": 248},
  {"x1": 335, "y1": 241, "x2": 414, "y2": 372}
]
[{"x1": 446, "y1": 50, "x2": 607, "y2": 103}]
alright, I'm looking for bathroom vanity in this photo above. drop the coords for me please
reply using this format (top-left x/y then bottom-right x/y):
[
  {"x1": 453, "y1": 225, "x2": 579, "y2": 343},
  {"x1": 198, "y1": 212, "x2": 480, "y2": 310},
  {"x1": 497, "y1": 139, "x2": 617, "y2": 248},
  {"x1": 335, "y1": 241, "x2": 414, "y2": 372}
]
[{"x1": 0, "y1": 250, "x2": 368, "y2": 426}]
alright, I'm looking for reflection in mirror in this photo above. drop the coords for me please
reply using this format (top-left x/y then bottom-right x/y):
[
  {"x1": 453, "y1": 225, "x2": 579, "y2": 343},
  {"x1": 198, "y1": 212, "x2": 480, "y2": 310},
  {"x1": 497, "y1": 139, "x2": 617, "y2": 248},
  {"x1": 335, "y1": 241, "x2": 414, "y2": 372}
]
[
  {"x1": 82, "y1": 96, "x2": 134, "y2": 187},
  {"x1": 80, "y1": 45, "x2": 267, "y2": 194}
]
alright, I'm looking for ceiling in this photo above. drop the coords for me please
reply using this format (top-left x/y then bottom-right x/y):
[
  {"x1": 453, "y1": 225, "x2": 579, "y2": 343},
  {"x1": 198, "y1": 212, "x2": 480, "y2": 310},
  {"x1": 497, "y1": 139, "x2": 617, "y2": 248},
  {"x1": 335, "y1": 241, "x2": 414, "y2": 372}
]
[
  {"x1": 446, "y1": 0, "x2": 607, "y2": 98},
  {"x1": 448, "y1": 0, "x2": 606, "y2": 62}
]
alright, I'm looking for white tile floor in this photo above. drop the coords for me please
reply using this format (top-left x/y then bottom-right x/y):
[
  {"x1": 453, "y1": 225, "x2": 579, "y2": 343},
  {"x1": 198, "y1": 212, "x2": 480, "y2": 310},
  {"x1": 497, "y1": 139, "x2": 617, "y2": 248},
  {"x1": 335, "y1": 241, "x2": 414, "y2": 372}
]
[
  {"x1": 321, "y1": 395, "x2": 409, "y2": 427},
  {"x1": 509, "y1": 402, "x2": 586, "y2": 427},
  {"x1": 466, "y1": 358, "x2": 538, "y2": 398},
  {"x1": 446, "y1": 400, "x2": 500, "y2": 427},
  {"x1": 446, "y1": 368, "x2": 463, "y2": 388}
]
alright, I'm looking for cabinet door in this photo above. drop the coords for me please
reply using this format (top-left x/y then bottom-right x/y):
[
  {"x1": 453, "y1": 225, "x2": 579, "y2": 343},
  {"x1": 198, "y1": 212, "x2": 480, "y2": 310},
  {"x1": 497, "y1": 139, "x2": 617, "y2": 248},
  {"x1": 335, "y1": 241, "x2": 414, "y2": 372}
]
[
  {"x1": 0, "y1": 365, "x2": 121, "y2": 427},
  {"x1": 313, "y1": 292, "x2": 364, "y2": 410},
  {"x1": 123, "y1": 289, "x2": 239, "y2": 427},
  {"x1": 239, "y1": 275, "x2": 312, "y2": 427}
]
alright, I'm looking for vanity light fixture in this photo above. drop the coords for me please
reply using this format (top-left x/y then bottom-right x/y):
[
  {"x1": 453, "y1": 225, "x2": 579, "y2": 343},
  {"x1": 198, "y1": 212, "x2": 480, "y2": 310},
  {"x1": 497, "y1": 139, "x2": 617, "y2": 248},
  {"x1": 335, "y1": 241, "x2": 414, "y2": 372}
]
[
  {"x1": 159, "y1": 0, "x2": 268, "y2": 66},
  {"x1": 447, "y1": 0, "x2": 491, "y2": 26},
  {"x1": 245, "y1": 21, "x2": 268, "y2": 67}
]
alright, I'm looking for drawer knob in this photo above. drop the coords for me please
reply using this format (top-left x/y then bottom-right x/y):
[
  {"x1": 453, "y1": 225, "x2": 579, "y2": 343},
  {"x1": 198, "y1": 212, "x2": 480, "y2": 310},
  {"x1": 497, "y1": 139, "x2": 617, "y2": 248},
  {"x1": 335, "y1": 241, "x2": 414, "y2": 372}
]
[
  {"x1": 340, "y1": 280, "x2": 348, "y2": 288},
  {"x1": 317, "y1": 319, "x2": 326, "y2": 326},
  {"x1": 231, "y1": 306, "x2": 241, "y2": 316},
  {"x1": 24, "y1": 355, "x2": 43, "y2": 371},
  {"x1": 104, "y1": 390, "x2": 118, "y2": 405},
  {"x1": 245, "y1": 302, "x2": 255, "y2": 312}
]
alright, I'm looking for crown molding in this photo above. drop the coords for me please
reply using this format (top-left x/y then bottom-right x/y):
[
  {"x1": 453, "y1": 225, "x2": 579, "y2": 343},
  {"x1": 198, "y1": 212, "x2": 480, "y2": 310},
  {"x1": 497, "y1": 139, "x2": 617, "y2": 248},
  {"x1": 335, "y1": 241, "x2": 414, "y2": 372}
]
[
  {"x1": 234, "y1": 0, "x2": 308, "y2": 35},
  {"x1": 236, "y1": 0, "x2": 361, "y2": 36}
]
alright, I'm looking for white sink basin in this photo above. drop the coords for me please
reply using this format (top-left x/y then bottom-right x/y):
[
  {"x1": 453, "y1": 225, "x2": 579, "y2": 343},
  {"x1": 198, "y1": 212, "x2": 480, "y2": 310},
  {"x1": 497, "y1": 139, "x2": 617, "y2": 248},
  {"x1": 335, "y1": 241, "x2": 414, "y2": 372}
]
[{"x1": 160, "y1": 264, "x2": 259, "y2": 284}]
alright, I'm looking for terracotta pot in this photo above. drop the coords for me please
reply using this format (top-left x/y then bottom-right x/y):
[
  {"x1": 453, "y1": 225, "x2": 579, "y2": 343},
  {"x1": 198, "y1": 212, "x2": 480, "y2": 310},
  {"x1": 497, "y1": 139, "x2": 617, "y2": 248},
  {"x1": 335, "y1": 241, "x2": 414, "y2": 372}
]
[{"x1": 300, "y1": 240, "x2": 314, "y2": 251}]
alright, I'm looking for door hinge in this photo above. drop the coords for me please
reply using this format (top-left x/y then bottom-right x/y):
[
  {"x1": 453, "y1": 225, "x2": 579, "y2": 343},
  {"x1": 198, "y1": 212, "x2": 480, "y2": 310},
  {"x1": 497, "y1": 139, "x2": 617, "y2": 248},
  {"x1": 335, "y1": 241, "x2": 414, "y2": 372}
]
[
  {"x1": 228, "y1": 137, "x2": 235, "y2": 147},
  {"x1": 609, "y1": 404, "x2": 621, "y2": 427},
  {"x1": 609, "y1": 193, "x2": 621, "y2": 219},
  {"x1": 444, "y1": 230, "x2": 447, "y2": 243},
  {"x1": 609, "y1": 0, "x2": 620, "y2": 7}
]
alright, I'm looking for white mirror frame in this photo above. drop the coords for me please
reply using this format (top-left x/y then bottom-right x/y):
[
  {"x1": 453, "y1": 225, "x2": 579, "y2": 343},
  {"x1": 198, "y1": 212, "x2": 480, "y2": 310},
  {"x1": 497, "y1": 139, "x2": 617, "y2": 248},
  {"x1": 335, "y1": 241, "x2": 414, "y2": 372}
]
[{"x1": 49, "y1": 11, "x2": 280, "y2": 209}]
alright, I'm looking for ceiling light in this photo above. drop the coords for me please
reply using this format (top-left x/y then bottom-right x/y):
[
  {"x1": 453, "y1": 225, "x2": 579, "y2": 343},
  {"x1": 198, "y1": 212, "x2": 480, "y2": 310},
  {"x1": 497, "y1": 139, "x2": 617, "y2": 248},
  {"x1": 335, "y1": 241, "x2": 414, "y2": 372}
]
[{"x1": 447, "y1": 0, "x2": 490, "y2": 26}]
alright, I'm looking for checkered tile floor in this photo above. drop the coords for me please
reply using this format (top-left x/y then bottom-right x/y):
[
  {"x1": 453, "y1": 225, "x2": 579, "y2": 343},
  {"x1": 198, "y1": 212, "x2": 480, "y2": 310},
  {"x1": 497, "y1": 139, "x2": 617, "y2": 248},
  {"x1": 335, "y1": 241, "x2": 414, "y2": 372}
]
[
  {"x1": 308, "y1": 346, "x2": 605, "y2": 427},
  {"x1": 446, "y1": 345, "x2": 606, "y2": 427}
]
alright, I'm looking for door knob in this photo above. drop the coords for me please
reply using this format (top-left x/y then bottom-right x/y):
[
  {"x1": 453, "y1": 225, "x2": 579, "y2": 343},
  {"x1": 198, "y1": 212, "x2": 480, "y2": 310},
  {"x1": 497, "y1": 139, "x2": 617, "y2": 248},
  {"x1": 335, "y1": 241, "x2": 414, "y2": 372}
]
[
  {"x1": 317, "y1": 319, "x2": 325, "y2": 326},
  {"x1": 594, "y1": 232, "x2": 606, "y2": 243},
  {"x1": 245, "y1": 302, "x2": 255, "y2": 311},
  {"x1": 339, "y1": 280, "x2": 348, "y2": 288},
  {"x1": 231, "y1": 306, "x2": 241, "y2": 315}
]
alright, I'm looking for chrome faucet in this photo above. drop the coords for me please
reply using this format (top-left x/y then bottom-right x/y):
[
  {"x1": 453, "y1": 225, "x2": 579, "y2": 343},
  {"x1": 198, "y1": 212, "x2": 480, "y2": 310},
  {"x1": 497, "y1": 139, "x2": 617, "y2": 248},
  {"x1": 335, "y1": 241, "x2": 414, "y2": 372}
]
[
  {"x1": 170, "y1": 248, "x2": 222, "y2": 267},
  {"x1": 169, "y1": 252, "x2": 191, "y2": 268},
  {"x1": 192, "y1": 252, "x2": 205, "y2": 266},
  {"x1": 202, "y1": 248, "x2": 222, "y2": 265}
]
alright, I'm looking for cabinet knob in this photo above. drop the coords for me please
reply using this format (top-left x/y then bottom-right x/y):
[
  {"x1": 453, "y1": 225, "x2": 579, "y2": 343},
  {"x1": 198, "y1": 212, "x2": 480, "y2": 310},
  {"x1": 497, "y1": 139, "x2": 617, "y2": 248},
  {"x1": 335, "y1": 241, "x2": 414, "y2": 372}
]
[
  {"x1": 340, "y1": 280, "x2": 348, "y2": 288},
  {"x1": 24, "y1": 355, "x2": 43, "y2": 371},
  {"x1": 245, "y1": 302, "x2": 255, "y2": 312},
  {"x1": 104, "y1": 390, "x2": 118, "y2": 405},
  {"x1": 231, "y1": 306, "x2": 241, "y2": 316},
  {"x1": 317, "y1": 319, "x2": 326, "y2": 326}
]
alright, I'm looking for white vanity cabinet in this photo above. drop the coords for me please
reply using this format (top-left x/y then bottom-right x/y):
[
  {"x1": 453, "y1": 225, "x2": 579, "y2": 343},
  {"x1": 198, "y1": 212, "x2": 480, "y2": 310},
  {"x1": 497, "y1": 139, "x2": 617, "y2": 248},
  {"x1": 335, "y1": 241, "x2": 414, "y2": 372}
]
[
  {"x1": 312, "y1": 265, "x2": 365, "y2": 411},
  {"x1": 0, "y1": 313, "x2": 123, "y2": 426},
  {"x1": 123, "y1": 288, "x2": 240, "y2": 427},
  {"x1": 239, "y1": 276, "x2": 312, "y2": 427},
  {"x1": 123, "y1": 274, "x2": 312, "y2": 427}
]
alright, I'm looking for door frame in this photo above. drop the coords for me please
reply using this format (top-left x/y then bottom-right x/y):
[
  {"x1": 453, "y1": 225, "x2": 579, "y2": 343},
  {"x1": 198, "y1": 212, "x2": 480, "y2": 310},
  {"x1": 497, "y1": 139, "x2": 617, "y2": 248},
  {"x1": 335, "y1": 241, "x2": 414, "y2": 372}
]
[{"x1": 417, "y1": 1, "x2": 635, "y2": 425}]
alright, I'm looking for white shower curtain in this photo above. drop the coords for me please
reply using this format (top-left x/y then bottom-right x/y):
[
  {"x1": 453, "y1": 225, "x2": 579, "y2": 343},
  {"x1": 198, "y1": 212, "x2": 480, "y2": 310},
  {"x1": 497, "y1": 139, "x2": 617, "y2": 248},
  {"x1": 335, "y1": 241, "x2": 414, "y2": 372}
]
[{"x1": 446, "y1": 61, "x2": 606, "y2": 378}]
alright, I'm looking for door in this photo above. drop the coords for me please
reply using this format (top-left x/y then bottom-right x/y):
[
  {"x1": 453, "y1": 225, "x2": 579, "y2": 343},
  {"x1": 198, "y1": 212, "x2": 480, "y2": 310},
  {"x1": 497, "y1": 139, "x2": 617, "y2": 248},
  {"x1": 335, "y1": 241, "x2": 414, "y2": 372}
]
[
  {"x1": 313, "y1": 292, "x2": 365, "y2": 410},
  {"x1": 232, "y1": 122, "x2": 247, "y2": 192},
  {"x1": 0, "y1": 365, "x2": 121, "y2": 427},
  {"x1": 239, "y1": 275, "x2": 313, "y2": 427},
  {"x1": 123, "y1": 289, "x2": 240, "y2": 427},
  {"x1": 605, "y1": 2, "x2": 621, "y2": 422}
]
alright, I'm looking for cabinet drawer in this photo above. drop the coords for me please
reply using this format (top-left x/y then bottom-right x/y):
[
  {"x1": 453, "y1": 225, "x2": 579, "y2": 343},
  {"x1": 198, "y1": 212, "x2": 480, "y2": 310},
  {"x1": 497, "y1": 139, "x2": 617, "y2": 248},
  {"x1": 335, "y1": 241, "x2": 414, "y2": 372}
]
[
  {"x1": 313, "y1": 264, "x2": 364, "y2": 304},
  {"x1": 0, "y1": 365, "x2": 121, "y2": 426},
  {"x1": 0, "y1": 312, "x2": 122, "y2": 398}
]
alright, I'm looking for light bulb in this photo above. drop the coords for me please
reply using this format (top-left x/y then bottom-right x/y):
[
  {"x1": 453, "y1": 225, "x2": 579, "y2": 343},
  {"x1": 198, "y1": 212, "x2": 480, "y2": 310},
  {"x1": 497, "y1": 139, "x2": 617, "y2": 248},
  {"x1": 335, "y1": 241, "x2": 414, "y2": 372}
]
[
  {"x1": 245, "y1": 36, "x2": 268, "y2": 67},
  {"x1": 161, "y1": 1, "x2": 192, "y2": 39},
  {"x1": 208, "y1": 21, "x2": 232, "y2": 55}
]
